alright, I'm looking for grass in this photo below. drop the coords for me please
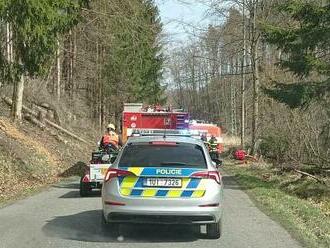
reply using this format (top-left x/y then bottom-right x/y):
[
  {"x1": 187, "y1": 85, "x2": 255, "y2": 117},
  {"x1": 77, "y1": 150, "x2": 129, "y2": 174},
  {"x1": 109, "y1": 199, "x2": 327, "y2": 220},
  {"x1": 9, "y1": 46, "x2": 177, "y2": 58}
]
[{"x1": 225, "y1": 162, "x2": 330, "y2": 248}]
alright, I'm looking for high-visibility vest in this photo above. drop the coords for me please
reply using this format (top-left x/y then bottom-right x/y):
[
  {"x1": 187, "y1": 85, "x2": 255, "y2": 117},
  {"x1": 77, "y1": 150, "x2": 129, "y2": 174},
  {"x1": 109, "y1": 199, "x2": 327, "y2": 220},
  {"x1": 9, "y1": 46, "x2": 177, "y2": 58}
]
[{"x1": 102, "y1": 131, "x2": 119, "y2": 145}]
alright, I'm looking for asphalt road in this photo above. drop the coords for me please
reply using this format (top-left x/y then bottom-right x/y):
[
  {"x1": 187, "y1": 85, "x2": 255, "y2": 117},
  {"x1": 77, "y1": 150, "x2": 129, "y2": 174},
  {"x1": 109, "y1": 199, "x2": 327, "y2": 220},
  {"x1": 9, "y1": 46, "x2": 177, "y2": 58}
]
[{"x1": 0, "y1": 175, "x2": 302, "y2": 248}]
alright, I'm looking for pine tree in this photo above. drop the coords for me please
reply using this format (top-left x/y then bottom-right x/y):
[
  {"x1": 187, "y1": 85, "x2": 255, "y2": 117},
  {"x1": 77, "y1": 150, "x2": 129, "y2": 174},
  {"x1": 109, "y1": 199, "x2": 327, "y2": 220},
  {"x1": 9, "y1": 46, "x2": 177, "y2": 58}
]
[
  {"x1": 0, "y1": 0, "x2": 88, "y2": 122},
  {"x1": 103, "y1": 0, "x2": 164, "y2": 105},
  {"x1": 263, "y1": 0, "x2": 330, "y2": 108}
]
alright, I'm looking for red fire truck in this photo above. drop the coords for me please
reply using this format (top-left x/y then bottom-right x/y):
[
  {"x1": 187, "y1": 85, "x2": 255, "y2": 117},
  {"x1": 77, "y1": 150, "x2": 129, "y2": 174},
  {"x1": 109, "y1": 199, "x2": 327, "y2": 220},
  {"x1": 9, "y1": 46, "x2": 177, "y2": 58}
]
[
  {"x1": 122, "y1": 103, "x2": 190, "y2": 143},
  {"x1": 189, "y1": 121, "x2": 224, "y2": 154}
]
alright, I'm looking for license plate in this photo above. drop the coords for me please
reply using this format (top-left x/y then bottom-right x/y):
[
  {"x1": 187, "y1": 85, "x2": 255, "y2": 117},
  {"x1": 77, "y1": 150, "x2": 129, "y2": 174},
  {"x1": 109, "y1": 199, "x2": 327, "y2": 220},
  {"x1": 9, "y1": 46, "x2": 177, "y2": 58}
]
[
  {"x1": 143, "y1": 178, "x2": 182, "y2": 188},
  {"x1": 90, "y1": 166, "x2": 109, "y2": 181}
]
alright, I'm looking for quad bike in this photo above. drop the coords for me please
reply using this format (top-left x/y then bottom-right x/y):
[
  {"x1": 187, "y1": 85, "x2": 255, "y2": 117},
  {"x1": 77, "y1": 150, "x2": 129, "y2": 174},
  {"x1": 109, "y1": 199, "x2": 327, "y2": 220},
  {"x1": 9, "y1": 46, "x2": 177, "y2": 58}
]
[{"x1": 80, "y1": 145, "x2": 119, "y2": 197}]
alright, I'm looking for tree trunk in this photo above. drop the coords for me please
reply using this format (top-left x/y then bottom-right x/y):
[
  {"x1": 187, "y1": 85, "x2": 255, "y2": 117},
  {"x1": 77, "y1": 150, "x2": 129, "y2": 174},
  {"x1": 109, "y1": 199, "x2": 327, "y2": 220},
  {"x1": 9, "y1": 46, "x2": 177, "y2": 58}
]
[
  {"x1": 3, "y1": 22, "x2": 13, "y2": 88},
  {"x1": 11, "y1": 73, "x2": 25, "y2": 122},
  {"x1": 62, "y1": 30, "x2": 73, "y2": 96},
  {"x1": 72, "y1": 29, "x2": 77, "y2": 95},
  {"x1": 9, "y1": 23, "x2": 24, "y2": 123},
  {"x1": 251, "y1": 0, "x2": 260, "y2": 154},
  {"x1": 7, "y1": 22, "x2": 13, "y2": 63},
  {"x1": 6, "y1": 22, "x2": 10, "y2": 62},
  {"x1": 69, "y1": 29, "x2": 74, "y2": 96},
  {"x1": 56, "y1": 39, "x2": 61, "y2": 101},
  {"x1": 230, "y1": 58, "x2": 237, "y2": 135},
  {"x1": 251, "y1": 46, "x2": 260, "y2": 153},
  {"x1": 241, "y1": 0, "x2": 247, "y2": 149}
]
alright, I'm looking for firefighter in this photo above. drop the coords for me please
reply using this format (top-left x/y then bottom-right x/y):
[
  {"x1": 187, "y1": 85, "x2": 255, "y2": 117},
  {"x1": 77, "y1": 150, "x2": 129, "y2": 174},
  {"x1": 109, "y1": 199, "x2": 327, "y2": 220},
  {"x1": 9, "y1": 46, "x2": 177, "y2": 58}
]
[
  {"x1": 100, "y1": 123, "x2": 120, "y2": 152},
  {"x1": 209, "y1": 135, "x2": 219, "y2": 160},
  {"x1": 209, "y1": 135, "x2": 217, "y2": 145},
  {"x1": 209, "y1": 135, "x2": 218, "y2": 151}
]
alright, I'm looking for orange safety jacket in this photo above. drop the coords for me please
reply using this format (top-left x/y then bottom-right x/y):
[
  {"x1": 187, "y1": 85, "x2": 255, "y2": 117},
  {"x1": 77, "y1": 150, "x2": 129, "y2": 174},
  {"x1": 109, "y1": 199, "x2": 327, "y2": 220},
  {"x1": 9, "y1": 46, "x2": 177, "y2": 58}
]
[{"x1": 102, "y1": 131, "x2": 119, "y2": 146}]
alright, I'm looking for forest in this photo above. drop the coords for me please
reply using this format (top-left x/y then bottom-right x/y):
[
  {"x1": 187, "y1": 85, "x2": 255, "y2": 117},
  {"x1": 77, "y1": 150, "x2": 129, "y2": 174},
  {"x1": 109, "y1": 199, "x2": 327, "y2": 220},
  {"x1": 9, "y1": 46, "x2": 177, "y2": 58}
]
[
  {"x1": 0, "y1": 0, "x2": 329, "y2": 170},
  {"x1": 0, "y1": 0, "x2": 164, "y2": 131},
  {"x1": 168, "y1": 0, "x2": 330, "y2": 170},
  {"x1": 0, "y1": 1, "x2": 329, "y2": 247}
]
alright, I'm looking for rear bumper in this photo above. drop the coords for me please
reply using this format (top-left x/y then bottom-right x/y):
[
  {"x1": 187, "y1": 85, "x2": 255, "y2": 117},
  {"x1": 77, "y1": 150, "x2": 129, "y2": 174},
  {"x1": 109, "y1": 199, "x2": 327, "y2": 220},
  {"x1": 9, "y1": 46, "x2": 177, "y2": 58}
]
[
  {"x1": 106, "y1": 212, "x2": 216, "y2": 224},
  {"x1": 102, "y1": 196, "x2": 222, "y2": 225},
  {"x1": 102, "y1": 179, "x2": 223, "y2": 225}
]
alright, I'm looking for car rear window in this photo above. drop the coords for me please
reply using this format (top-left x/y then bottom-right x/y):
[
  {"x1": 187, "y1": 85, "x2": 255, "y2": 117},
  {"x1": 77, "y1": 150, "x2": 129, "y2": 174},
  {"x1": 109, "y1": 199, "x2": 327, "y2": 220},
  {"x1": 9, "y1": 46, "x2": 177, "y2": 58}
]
[{"x1": 119, "y1": 142, "x2": 207, "y2": 168}]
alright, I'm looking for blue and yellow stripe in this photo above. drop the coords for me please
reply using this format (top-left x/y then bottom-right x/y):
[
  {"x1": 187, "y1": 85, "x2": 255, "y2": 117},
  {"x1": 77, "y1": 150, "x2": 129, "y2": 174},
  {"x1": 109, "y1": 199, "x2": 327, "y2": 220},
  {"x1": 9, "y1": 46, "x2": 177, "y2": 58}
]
[{"x1": 118, "y1": 167, "x2": 206, "y2": 198}]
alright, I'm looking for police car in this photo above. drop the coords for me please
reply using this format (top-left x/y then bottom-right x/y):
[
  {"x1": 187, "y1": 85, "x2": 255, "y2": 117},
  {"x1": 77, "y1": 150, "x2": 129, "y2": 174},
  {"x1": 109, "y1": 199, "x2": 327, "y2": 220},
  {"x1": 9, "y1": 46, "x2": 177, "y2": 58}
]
[{"x1": 101, "y1": 135, "x2": 223, "y2": 239}]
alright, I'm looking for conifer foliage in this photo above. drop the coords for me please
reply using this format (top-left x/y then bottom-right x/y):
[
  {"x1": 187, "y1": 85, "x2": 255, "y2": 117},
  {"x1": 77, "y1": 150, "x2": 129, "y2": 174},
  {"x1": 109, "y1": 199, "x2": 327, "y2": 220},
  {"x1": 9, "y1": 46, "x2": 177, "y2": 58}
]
[
  {"x1": 0, "y1": 0, "x2": 164, "y2": 124},
  {"x1": 0, "y1": 0, "x2": 88, "y2": 121},
  {"x1": 263, "y1": 0, "x2": 330, "y2": 107}
]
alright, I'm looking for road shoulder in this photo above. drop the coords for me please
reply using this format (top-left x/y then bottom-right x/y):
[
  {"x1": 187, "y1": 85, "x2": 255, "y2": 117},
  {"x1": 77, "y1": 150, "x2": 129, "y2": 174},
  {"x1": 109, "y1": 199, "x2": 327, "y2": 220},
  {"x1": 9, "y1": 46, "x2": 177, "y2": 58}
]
[{"x1": 224, "y1": 164, "x2": 330, "y2": 248}]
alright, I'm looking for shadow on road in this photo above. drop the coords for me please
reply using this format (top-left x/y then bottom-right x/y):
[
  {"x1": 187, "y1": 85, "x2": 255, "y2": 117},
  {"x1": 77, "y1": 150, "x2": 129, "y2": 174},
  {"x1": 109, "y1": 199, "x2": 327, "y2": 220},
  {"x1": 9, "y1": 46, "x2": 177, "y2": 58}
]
[
  {"x1": 53, "y1": 181, "x2": 101, "y2": 198},
  {"x1": 59, "y1": 190, "x2": 101, "y2": 198},
  {"x1": 222, "y1": 175, "x2": 247, "y2": 190},
  {"x1": 52, "y1": 183, "x2": 80, "y2": 189},
  {"x1": 42, "y1": 210, "x2": 200, "y2": 243}
]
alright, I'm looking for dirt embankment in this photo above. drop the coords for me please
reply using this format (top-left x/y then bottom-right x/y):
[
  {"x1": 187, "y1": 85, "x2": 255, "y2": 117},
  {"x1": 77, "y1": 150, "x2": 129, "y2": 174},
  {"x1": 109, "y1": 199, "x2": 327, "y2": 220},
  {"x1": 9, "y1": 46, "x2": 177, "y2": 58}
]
[{"x1": 0, "y1": 116, "x2": 95, "y2": 204}]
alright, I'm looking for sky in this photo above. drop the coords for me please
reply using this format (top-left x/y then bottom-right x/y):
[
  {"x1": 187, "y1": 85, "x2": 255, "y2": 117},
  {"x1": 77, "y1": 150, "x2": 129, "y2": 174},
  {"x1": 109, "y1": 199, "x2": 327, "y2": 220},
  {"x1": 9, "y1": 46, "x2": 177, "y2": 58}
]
[
  {"x1": 155, "y1": 0, "x2": 215, "y2": 87},
  {"x1": 155, "y1": 0, "x2": 211, "y2": 43}
]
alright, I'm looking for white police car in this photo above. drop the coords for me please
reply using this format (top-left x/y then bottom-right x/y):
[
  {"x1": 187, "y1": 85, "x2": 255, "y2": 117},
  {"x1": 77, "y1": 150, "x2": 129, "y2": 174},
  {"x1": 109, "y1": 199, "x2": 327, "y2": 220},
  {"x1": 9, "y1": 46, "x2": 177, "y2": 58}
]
[{"x1": 101, "y1": 135, "x2": 223, "y2": 239}]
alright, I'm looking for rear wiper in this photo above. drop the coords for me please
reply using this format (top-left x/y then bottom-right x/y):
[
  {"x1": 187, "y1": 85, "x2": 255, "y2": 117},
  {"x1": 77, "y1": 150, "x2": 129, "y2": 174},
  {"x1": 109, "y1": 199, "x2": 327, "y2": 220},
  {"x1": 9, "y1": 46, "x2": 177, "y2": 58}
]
[{"x1": 160, "y1": 162, "x2": 187, "y2": 166}]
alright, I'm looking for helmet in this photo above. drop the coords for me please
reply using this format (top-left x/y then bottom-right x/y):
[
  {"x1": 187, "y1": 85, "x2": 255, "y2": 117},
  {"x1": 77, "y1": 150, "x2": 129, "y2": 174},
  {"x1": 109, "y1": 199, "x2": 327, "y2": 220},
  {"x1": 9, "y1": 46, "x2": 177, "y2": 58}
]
[{"x1": 107, "y1": 123, "x2": 116, "y2": 131}]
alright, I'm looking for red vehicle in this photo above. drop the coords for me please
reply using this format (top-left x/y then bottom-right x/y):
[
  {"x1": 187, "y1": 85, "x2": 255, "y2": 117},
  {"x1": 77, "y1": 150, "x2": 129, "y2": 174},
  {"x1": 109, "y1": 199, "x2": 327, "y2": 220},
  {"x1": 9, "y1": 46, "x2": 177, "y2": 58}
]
[
  {"x1": 189, "y1": 122, "x2": 224, "y2": 154},
  {"x1": 122, "y1": 103, "x2": 190, "y2": 143}
]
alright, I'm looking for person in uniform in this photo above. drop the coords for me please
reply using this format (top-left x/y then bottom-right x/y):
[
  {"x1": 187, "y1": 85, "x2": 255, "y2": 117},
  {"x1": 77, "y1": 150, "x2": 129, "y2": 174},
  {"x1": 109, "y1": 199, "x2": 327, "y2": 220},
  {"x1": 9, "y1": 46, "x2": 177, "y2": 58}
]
[{"x1": 100, "y1": 123, "x2": 120, "y2": 152}]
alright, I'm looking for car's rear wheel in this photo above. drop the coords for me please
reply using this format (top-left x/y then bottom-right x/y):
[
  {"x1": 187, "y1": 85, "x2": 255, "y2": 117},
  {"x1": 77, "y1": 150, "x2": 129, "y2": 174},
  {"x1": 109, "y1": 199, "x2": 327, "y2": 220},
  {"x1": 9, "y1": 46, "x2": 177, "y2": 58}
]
[
  {"x1": 79, "y1": 180, "x2": 91, "y2": 197},
  {"x1": 206, "y1": 219, "x2": 222, "y2": 239}
]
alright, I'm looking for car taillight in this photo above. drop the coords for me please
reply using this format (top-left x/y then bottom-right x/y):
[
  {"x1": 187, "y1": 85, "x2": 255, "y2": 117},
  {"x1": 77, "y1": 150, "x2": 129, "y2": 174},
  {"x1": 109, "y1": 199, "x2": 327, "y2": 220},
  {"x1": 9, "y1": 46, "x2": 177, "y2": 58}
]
[
  {"x1": 82, "y1": 174, "x2": 90, "y2": 183},
  {"x1": 104, "y1": 169, "x2": 134, "y2": 182},
  {"x1": 191, "y1": 171, "x2": 221, "y2": 184}
]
